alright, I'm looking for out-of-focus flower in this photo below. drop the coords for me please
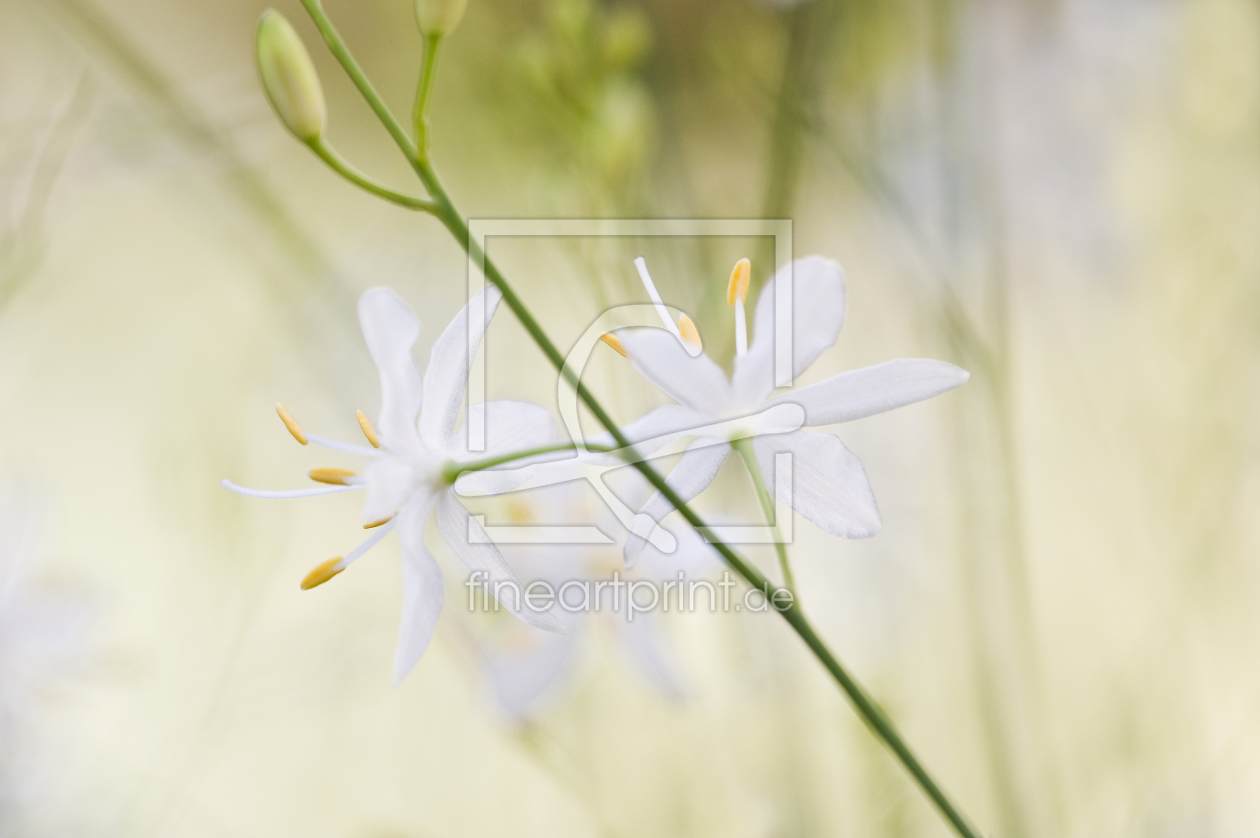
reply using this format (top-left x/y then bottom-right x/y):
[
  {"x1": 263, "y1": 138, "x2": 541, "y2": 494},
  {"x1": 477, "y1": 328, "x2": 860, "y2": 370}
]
[
  {"x1": 473, "y1": 481, "x2": 718, "y2": 720},
  {"x1": 223, "y1": 287, "x2": 563, "y2": 683},
  {"x1": 255, "y1": 10, "x2": 326, "y2": 143},
  {"x1": 415, "y1": 0, "x2": 470, "y2": 37},
  {"x1": 0, "y1": 489, "x2": 90, "y2": 819},
  {"x1": 610, "y1": 256, "x2": 970, "y2": 563},
  {"x1": 0, "y1": 491, "x2": 87, "y2": 718}
]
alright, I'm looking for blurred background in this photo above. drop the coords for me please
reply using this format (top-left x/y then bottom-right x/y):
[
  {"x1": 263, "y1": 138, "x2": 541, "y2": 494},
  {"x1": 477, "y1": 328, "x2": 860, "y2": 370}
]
[{"x1": 2, "y1": 0, "x2": 1259, "y2": 835}]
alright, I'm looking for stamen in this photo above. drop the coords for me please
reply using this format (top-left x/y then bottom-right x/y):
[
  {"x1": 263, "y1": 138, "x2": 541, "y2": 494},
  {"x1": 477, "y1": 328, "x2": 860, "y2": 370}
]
[
  {"x1": 309, "y1": 467, "x2": 356, "y2": 485},
  {"x1": 727, "y1": 258, "x2": 751, "y2": 306},
  {"x1": 306, "y1": 434, "x2": 380, "y2": 458},
  {"x1": 363, "y1": 515, "x2": 394, "y2": 529},
  {"x1": 728, "y1": 258, "x2": 750, "y2": 357},
  {"x1": 677, "y1": 314, "x2": 702, "y2": 351},
  {"x1": 633, "y1": 257, "x2": 682, "y2": 338},
  {"x1": 356, "y1": 410, "x2": 381, "y2": 448},
  {"x1": 276, "y1": 403, "x2": 308, "y2": 445},
  {"x1": 301, "y1": 557, "x2": 344, "y2": 590},
  {"x1": 600, "y1": 333, "x2": 628, "y2": 358},
  {"x1": 220, "y1": 479, "x2": 361, "y2": 499}
]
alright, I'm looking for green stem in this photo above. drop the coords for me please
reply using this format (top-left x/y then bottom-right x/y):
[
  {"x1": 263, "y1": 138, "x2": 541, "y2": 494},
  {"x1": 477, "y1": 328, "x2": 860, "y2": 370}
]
[
  {"x1": 442, "y1": 442, "x2": 615, "y2": 482},
  {"x1": 309, "y1": 139, "x2": 437, "y2": 212},
  {"x1": 413, "y1": 33, "x2": 442, "y2": 155},
  {"x1": 292, "y1": 7, "x2": 984, "y2": 836},
  {"x1": 732, "y1": 437, "x2": 796, "y2": 594},
  {"x1": 299, "y1": 0, "x2": 424, "y2": 172}
]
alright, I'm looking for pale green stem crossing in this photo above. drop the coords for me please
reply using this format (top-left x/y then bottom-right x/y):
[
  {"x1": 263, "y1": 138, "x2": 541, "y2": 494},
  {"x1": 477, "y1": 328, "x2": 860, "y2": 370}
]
[
  {"x1": 731, "y1": 437, "x2": 796, "y2": 594},
  {"x1": 441, "y1": 442, "x2": 615, "y2": 483}
]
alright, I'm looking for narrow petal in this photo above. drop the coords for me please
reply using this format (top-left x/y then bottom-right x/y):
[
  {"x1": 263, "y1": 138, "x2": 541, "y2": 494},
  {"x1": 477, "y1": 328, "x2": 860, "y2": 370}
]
[
  {"x1": 453, "y1": 404, "x2": 710, "y2": 497},
  {"x1": 393, "y1": 494, "x2": 445, "y2": 684},
  {"x1": 584, "y1": 404, "x2": 713, "y2": 458},
  {"x1": 448, "y1": 400, "x2": 555, "y2": 462},
  {"x1": 752, "y1": 430, "x2": 880, "y2": 539},
  {"x1": 625, "y1": 438, "x2": 732, "y2": 567},
  {"x1": 769, "y1": 359, "x2": 970, "y2": 426},
  {"x1": 358, "y1": 288, "x2": 425, "y2": 451},
  {"x1": 484, "y1": 621, "x2": 581, "y2": 720},
  {"x1": 617, "y1": 614, "x2": 684, "y2": 699},
  {"x1": 634, "y1": 516, "x2": 722, "y2": 579},
  {"x1": 618, "y1": 329, "x2": 736, "y2": 417},
  {"x1": 418, "y1": 285, "x2": 504, "y2": 448},
  {"x1": 433, "y1": 492, "x2": 565, "y2": 633},
  {"x1": 732, "y1": 256, "x2": 846, "y2": 405}
]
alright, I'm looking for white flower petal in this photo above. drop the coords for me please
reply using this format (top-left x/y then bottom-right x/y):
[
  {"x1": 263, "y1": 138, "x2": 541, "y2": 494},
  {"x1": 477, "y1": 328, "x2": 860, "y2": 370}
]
[
  {"x1": 618, "y1": 329, "x2": 735, "y2": 417},
  {"x1": 452, "y1": 404, "x2": 709, "y2": 497},
  {"x1": 625, "y1": 438, "x2": 732, "y2": 567},
  {"x1": 362, "y1": 456, "x2": 426, "y2": 525},
  {"x1": 393, "y1": 494, "x2": 445, "y2": 684},
  {"x1": 448, "y1": 400, "x2": 555, "y2": 462},
  {"x1": 433, "y1": 492, "x2": 565, "y2": 633},
  {"x1": 634, "y1": 517, "x2": 722, "y2": 579},
  {"x1": 752, "y1": 430, "x2": 880, "y2": 539},
  {"x1": 769, "y1": 359, "x2": 970, "y2": 426},
  {"x1": 358, "y1": 288, "x2": 425, "y2": 451},
  {"x1": 484, "y1": 621, "x2": 581, "y2": 720},
  {"x1": 733, "y1": 256, "x2": 846, "y2": 405},
  {"x1": 418, "y1": 285, "x2": 504, "y2": 448},
  {"x1": 617, "y1": 613, "x2": 684, "y2": 699},
  {"x1": 584, "y1": 404, "x2": 713, "y2": 460}
]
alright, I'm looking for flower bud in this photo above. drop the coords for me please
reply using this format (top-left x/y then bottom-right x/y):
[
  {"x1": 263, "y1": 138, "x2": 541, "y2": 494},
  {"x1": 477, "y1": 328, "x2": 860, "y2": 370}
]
[
  {"x1": 415, "y1": 0, "x2": 469, "y2": 36},
  {"x1": 256, "y1": 10, "x2": 326, "y2": 143}
]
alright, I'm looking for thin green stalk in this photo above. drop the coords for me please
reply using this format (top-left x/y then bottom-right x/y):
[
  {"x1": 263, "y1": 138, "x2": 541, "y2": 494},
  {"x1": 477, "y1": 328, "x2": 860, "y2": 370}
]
[
  {"x1": 309, "y1": 139, "x2": 437, "y2": 212},
  {"x1": 442, "y1": 442, "x2": 615, "y2": 482},
  {"x1": 413, "y1": 32, "x2": 442, "y2": 155},
  {"x1": 732, "y1": 437, "x2": 796, "y2": 594},
  {"x1": 290, "y1": 6, "x2": 983, "y2": 836}
]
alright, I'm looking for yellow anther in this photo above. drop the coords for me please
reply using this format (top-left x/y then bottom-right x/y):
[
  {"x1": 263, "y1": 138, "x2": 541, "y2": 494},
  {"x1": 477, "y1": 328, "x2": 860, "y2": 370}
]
[
  {"x1": 677, "y1": 314, "x2": 702, "y2": 351},
  {"x1": 727, "y1": 258, "x2": 751, "y2": 306},
  {"x1": 363, "y1": 515, "x2": 394, "y2": 529},
  {"x1": 356, "y1": 410, "x2": 380, "y2": 448},
  {"x1": 276, "y1": 402, "x2": 308, "y2": 445},
  {"x1": 309, "y1": 467, "x2": 356, "y2": 485},
  {"x1": 301, "y1": 557, "x2": 344, "y2": 590},
  {"x1": 600, "y1": 333, "x2": 628, "y2": 358}
]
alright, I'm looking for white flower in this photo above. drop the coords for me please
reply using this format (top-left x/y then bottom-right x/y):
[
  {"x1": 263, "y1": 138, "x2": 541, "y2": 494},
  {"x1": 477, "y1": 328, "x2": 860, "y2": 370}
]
[
  {"x1": 470, "y1": 481, "x2": 719, "y2": 720},
  {"x1": 0, "y1": 486, "x2": 89, "y2": 824},
  {"x1": 612, "y1": 256, "x2": 970, "y2": 563},
  {"x1": 0, "y1": 491, "x2": 88, "y2": 720},
  {"x1": 223, "y1": 286, "x2": 563, "y2": 683}
]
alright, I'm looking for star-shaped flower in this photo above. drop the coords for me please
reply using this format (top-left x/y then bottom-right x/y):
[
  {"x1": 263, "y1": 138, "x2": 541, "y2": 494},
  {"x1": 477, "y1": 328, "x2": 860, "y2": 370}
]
[
  {"x1": 611, "y1": 256, "x2": 970, "y2": 562},
  {"x1": 223, "y1": 286, "x2": 563, "y2": 682}
]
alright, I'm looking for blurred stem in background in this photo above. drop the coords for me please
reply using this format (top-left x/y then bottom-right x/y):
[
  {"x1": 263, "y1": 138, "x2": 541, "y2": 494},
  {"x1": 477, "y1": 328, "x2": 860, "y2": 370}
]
[
  {"x1": 273, "y1": 2, "x2": 985, "y2": 834},
  {"x1": 742, "y1": 0, "x2": 1061, "y2": 832},
  {"x1": 755, "y1": 0, "x2": 844, "y2": 295},
  {"x1": 27, "y1": 0, "x2": 351, "y2": 310},
  {"x1": 0, "y1": 73, "x2": 93, "y2": 314},
  {"x1": 801, "y1": 1, "x2": 1062, "y2": 832}
]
